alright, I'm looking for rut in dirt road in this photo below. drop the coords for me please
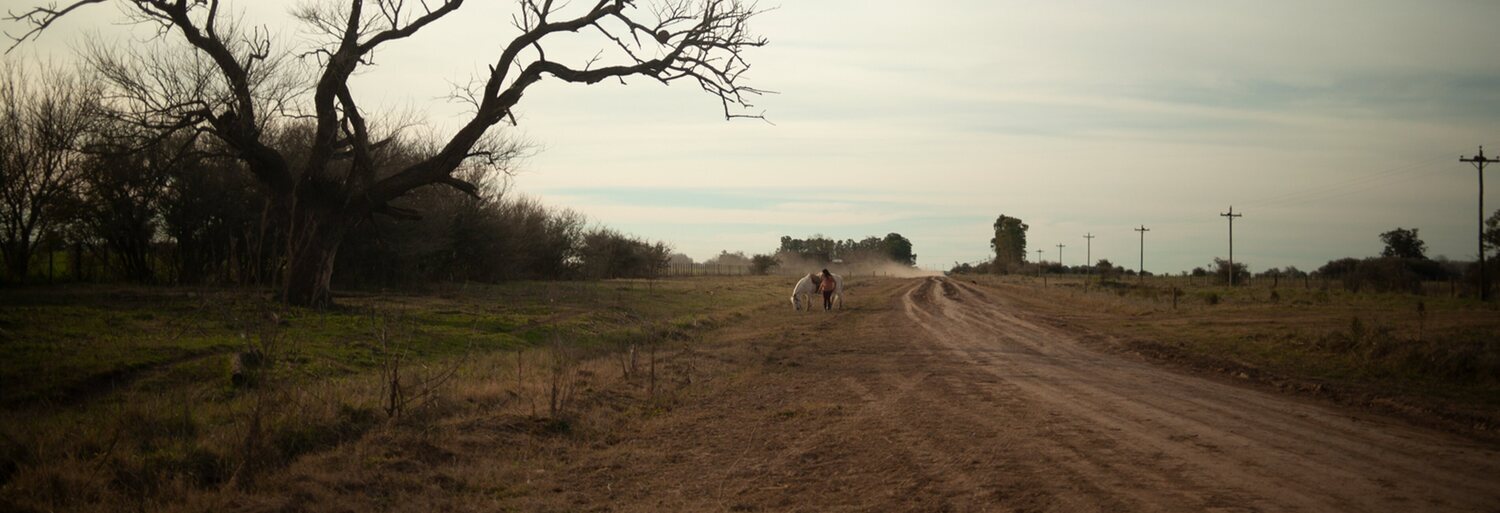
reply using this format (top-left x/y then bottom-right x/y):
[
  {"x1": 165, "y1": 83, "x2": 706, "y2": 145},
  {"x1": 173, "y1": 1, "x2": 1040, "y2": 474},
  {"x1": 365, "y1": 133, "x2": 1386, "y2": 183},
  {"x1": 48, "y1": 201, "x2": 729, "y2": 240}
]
[{"x1": 901, "y1": 276, "x2": 1500, "y2": 513}]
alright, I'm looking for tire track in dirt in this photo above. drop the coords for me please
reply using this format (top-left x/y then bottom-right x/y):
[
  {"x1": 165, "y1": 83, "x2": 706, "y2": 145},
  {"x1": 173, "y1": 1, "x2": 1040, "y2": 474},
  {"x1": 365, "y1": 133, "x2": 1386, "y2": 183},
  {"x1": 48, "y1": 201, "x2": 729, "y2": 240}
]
[
  {"x1": 903, "y1": 276, "x2": 1500, "y2": 512},
  {"x1": 901, "y1": 278, "x2": 1224, "y2": 512}
]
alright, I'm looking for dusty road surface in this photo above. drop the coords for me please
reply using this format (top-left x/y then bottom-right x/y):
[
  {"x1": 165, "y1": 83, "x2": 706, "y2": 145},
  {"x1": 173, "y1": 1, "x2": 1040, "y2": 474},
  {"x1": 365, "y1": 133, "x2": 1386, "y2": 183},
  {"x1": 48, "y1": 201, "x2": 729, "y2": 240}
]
[{"x1": 509, "y1": 277, "x2": 1500, "y2": 512}]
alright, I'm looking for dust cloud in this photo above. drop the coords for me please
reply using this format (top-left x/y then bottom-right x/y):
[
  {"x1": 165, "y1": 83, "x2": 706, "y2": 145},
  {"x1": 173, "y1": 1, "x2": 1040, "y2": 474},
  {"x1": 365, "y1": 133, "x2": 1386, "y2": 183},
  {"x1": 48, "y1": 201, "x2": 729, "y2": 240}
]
[{"x1": 772, "y1": 253, "x2": 939, "y2": 279}]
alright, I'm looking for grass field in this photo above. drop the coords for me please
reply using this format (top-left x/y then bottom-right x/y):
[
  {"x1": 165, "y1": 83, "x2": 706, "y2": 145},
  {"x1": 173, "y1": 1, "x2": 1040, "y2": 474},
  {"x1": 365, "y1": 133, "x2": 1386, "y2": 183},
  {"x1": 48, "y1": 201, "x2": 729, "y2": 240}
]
[
  {"x1": 0, "y1": 277, "x2": 788, "y2": 512},
  {"x1": 966, "y1": 274, "x2": 1500, "y2": 432}
]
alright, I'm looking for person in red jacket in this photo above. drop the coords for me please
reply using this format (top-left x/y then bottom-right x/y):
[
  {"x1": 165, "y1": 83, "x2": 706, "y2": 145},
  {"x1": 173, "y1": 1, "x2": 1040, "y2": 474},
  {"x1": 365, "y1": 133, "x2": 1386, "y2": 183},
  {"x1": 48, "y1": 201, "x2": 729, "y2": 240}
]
[{"x1": 818, "y1": 268, "x2": 838, "y2": 311}]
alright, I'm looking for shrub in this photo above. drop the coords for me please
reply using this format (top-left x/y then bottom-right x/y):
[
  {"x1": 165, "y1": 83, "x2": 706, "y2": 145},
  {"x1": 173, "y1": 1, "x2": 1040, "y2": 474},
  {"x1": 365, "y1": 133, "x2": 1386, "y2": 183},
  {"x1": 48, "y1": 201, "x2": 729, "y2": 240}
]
[
  {"x1": 750, "y1": 254, "x2": 780, "y2": 275},
  {"x1": 1315, "y1": 257, "x2": 1455, "y2": 295}
]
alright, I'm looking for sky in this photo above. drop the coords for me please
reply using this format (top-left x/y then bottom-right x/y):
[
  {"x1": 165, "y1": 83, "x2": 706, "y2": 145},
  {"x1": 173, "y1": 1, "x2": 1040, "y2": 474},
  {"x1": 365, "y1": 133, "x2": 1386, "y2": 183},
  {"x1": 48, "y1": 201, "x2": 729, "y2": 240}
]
[{"x1": 10, "y1": 0, "x2": 1500, "y2": 272}]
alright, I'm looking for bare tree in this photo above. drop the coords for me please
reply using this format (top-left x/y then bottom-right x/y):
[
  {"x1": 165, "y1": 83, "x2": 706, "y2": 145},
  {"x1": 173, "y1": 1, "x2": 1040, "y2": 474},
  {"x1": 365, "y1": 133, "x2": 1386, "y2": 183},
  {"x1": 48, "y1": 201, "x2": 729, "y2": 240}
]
[
  {"x1": 0, "y1": 60, "x2": 100, "y2": 280},
  {"x1": 8, "y1": 0, "x2": 767, "y2": 305}
]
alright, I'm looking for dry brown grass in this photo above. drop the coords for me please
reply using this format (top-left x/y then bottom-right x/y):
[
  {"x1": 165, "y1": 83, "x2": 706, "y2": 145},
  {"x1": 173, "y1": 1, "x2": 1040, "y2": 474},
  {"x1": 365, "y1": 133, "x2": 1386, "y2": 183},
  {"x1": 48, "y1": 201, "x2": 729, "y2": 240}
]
[
  {"x1": 0, "y1": 276, "x2": 790, "y2": 513},
  {"x1": 1, "y1": 324, "x2": 732, "y2": 513}
]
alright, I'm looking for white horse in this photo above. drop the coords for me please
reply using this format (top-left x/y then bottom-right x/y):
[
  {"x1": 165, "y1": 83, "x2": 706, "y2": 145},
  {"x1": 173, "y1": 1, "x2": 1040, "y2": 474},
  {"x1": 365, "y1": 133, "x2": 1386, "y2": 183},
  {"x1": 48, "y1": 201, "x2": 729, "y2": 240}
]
[{"x1": 791, "y1": 272, "x2": 844, "y2": 311}]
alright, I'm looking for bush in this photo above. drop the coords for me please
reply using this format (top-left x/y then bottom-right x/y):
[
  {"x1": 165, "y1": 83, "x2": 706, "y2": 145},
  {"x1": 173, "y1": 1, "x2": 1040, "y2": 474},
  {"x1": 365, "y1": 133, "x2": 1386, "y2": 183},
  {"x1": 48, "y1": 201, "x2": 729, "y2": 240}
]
[
  {"x1": 1315, "y1": 257, "x2": 1456, "y2": 294},
  {"x1": 576, "y1": 228, "x2": 671, "y2": 279},
  {"x1": 1213, "y1": 258, "x2": 1249, "y2": 286},
  {"x1": 336, "y1": 187, "x2": 589, "y2": 286},
  {"x1": 750, "y1": 254, "x2": 780, "y2": 275}
]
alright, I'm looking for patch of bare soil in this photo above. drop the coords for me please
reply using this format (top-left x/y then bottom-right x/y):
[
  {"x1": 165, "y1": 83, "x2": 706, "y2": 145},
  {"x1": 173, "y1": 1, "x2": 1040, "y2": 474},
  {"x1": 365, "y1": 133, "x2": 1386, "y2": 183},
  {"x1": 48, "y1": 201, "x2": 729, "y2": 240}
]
[{"x1": 478, "y1": 277, "x2": 1500, "y2": 512}]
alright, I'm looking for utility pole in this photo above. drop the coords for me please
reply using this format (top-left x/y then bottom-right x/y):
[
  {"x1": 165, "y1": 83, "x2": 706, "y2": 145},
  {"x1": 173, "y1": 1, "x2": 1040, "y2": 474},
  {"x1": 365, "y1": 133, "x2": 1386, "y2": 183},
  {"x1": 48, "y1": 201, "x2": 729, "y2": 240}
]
[
  {"x1": 1083, "y1": 233, "x2": 1095, "y2": 269},
  {"x1": 1035, "y1": 249, "x2": 1044, "y2": 277},
  {"x1": 1461, "y1": 146, "x2": 1497, "y2": 301},
  {"x1": 1134, "y1": 225, "x2": 1150, "y2": 284},
  {"x1": 1220, "y1": 206, "x2": 1243, "y2": 286},
  {"x1": 1083, "y1": 233, "x2": 1095, "y2": 285},
  {"x1": 1057, "y1": 244, "x2": 1066, "y2": 268}
]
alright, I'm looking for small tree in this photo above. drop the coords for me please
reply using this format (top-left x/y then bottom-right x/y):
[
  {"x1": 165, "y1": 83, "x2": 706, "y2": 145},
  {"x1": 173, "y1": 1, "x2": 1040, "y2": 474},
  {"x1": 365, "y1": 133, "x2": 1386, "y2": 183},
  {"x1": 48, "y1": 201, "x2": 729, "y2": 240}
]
[
  {"x1": 749, "y1": 253, "x2": 779, "y2": 275},
  {"x1": 1095, "y1": 258, "x2": 1118, "y2": 281},
  {"x1": 78, "y1": 140, "x2": 172, "y2": 283},
  {"x1": 1213, "y1": 257, "x2": 1248, "y2": 286},
  {"x1": 1380, "y1": 227, "x2": 1427, "y2": 260},
  {"x1": 882, "y1": 232, "x2": 916, "y2": 266}
]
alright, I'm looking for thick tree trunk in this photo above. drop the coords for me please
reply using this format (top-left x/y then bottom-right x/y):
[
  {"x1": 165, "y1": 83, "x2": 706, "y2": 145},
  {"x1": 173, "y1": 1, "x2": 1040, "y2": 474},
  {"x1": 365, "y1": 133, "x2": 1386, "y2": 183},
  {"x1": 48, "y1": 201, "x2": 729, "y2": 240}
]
[
  {"x1": 281, "y1": 201, "x2": 354, "y2": 308},
  {"x1": 3, "y1": 237, "x2": 31, "y2": 280}
]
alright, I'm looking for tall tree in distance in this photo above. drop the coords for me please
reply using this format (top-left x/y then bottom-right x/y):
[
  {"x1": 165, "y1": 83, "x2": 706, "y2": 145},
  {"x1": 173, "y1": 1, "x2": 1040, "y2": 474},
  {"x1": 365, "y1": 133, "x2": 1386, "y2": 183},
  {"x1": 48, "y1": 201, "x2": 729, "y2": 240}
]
[
  {"x1": 1380, "y1": 227, "x2": 1427, "y2": 260},
  {"x1": 990, "y1": 214, "x2": 1028, "y2": 273},
  {"x1": 882, "y1": 232, "x2": 915, "y2": 266},
  {"x1": 9, "y1": 0, "x2": 767, "y2": 305}
]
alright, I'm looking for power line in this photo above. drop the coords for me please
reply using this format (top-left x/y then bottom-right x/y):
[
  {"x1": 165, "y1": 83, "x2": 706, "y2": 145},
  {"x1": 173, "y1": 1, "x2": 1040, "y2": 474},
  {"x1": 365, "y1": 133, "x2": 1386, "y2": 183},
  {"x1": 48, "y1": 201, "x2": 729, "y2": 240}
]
[
  {"x1": 1244, "y1": 157, "x2": 1439, "y2": 205},
  {"x1": 1239, "y1": 156, "x2": 1447, "y2": 210}
]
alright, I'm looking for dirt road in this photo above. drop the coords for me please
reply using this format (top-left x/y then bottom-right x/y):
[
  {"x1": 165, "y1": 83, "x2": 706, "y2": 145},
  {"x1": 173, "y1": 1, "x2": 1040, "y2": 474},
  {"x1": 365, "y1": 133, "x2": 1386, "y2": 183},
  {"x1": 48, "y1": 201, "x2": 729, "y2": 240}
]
[{"x1": 510, "y1": 277, "x2": 1500, "y2": 512}]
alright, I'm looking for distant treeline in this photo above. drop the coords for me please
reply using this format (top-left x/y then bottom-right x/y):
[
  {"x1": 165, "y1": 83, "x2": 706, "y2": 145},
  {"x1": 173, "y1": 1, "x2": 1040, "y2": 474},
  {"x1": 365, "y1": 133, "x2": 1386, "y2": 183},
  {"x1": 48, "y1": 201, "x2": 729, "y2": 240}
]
[
  {"x1": 665, "y1": 233, "x2": 920, "y2": 277},
  {"x1": 775, "y1": 234, "x2": 916, "y2": 267},
  {"x1": 952, "y1": 215, "x2": 1500, "y2": 296}
]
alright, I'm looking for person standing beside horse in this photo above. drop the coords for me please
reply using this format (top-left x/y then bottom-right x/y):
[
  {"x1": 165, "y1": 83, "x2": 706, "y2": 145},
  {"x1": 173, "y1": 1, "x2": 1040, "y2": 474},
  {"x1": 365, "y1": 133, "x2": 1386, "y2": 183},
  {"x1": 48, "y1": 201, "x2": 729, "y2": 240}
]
[{"x1": 818, "y1": 268, "x2": 838, "y2": 311}]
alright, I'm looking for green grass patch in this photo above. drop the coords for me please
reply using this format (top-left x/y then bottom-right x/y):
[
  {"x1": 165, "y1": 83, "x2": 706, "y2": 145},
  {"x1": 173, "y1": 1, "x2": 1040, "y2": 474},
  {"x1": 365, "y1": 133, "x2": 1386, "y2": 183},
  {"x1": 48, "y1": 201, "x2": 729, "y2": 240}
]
[{"x1": 0, "y1": 278, "x2": 783, "y2": 406}]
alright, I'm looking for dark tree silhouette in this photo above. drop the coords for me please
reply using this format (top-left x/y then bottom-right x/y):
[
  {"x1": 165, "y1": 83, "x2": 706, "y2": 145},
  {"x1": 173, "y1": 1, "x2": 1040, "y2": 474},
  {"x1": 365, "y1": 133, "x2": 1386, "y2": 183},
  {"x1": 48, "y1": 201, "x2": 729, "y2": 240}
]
[
  {"x1": 990, "y1": 214, "x2": 1028, "y2": 273},
  {"x1": 1213, "y1": 257, "x2": 1249, "y2": 286},
  {"x1": 0, "y1": 63, "x2": 98, "y2": 280},
  {"x1": 8, "y1": 0, "x2": 767, "y2": 305},
  {"x1": 1379, "y1": 227, "x2": 1427, "y2": 260},
  {"x1": 882, "y1": 232, "x2": 916, "y2": 266}
]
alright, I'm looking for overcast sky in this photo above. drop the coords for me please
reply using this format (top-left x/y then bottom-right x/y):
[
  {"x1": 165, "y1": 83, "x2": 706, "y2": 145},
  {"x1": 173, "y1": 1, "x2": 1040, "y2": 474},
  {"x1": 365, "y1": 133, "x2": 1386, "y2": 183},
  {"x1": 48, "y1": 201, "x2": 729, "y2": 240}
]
[{"x1": 12, "y1": 0, "x2": 1500, "y2": 272}]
